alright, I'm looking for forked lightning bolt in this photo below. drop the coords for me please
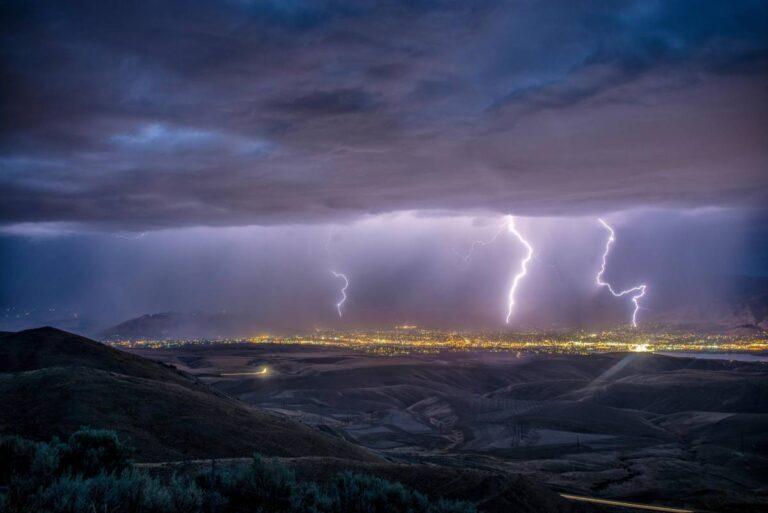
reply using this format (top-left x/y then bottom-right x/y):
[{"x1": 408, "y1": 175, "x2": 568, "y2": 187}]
[
  {"x1": 505, "y1": 216, "x2": 534, "y2": 324},
  {"x1": 330, "y1": 271, "x2": 349, "y2": 317},
  {"x1": 596, "y1": 218, "x2": 647, "y2": 328},
  {"x1": 459, "y1": 221, "x2": 509, "y2": 264}
]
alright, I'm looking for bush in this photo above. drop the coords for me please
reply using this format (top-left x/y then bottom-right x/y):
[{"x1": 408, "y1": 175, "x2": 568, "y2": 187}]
[
  {"x1": 0, "y1": 432, "x2": 475, "y2": 513},
  {"x1": 0, "y1": 435, "x2": 61, "y2": 512},
  {"x1": 167, "y1": 475, "x2": 204, "y2": 513},
  {"x1": 330, "y1": 471, "x2": 423, "y2": 513},
  {"x1": 57, "y1": 428, "x2": 132, "y2": 478},
  {"x1": 220, "y1": 454, "x2": 295, "y2": 513},
  {"x1": 29, "y1": 469, "x2": 171, "y2": 513},
  {"x1": 291, "y1": 482, "x2": 333, "y2": 513},
  {"x1": 0, "y1": 436, "x2": 38, "y2": 485},
  {"x1": 0, "y1": 429, "x2": 135, "y2": 513},
  {"x1": 326, "y1": 471, "x2": 474, "y2": 513}
]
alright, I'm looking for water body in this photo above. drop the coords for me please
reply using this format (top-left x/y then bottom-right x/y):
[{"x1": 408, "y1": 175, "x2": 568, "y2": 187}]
[{"x1": 659, "y1": 352, "x2": 768, "y2": 363}]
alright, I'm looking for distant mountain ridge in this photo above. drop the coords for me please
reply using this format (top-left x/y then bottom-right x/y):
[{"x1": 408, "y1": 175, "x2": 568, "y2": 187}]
[
  {"x1": 646, "y1": 275, "x2": 768, "y2": 330},
  {"x1": 100, "y1": 311, "x2": 258, "y2": 340}
]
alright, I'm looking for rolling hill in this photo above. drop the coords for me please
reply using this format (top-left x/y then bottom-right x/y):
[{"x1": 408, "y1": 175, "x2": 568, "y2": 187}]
[
  {"x1": 0, "y1": 328, "x2": 595, "y2": 512},
  {"x1": 0, "y1": 327, "x2": 376, "y2": 462}
]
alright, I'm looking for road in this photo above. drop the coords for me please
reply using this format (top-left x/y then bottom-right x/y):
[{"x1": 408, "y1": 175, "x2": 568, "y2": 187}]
[{"x1": 560, "y1": 493, "x2": 694, "y2": 513}]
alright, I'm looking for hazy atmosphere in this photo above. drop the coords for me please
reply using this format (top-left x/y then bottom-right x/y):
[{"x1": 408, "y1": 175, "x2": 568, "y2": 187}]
[
  {"x1": 1, "y1": 209, "x2": 766, "y2": 331},
  {"x1": 2, "y1": 1, "x2": 767, "y2": 333}
]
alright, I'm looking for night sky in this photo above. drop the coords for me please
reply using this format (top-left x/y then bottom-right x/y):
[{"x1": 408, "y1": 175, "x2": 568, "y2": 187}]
[{"x1": 1, "y1": 1, "x2": 767, "y2": 331}]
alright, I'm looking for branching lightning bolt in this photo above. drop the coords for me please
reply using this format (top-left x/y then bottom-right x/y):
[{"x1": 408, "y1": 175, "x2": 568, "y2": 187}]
[
  {"x1": 505, "y1": 216, "x2": 534, "y2": 324},
  {"x1": 324, "y1": 227, "x2": 334, "y2": 255},
  {"x1": 330, "y1": 271, "x2": 349, "y2": 317},
  {"x1": 458, "y1": 221, "x2": 509, "y2": 264},
  {"x1": 596, "y1": 218, "x2": 647, "y2": 328}
]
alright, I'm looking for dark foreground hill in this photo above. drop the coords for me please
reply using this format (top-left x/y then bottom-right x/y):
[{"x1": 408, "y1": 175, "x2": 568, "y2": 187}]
[
  {"x1": 0, "y1": 328, "x2": 593, "y2": 513},
  {"x1": 0, "y1": 327, "x2": 375, "y2": 462},
  {"x1": 0, "y1": 327, "x2": 191, "y2": 386}
]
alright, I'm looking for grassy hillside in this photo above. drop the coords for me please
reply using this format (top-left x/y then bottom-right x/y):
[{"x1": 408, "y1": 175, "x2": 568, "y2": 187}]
[
  {"x1": 143, "y1": 456, "x2": 590, "y2": 513},
  {"x1": 0, "y1": 328, "x2": 376, "y2": 462},
  {"x1": 0, "y1": 327, "x2": 191, "y2": 386}
]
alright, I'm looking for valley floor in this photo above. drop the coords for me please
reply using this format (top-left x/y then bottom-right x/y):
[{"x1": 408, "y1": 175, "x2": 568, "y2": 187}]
[{"x1": 131, "y1": 344, "x2": 768, "y2": 513}]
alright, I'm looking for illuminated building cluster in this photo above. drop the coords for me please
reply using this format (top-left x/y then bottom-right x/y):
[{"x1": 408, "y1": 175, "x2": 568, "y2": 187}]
[{"x1": 106, "y1": 326, "x2": 768, "y2": 357}]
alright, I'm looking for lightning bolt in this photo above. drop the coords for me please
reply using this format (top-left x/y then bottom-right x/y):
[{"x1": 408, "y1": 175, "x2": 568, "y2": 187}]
[
  {"x1": 114, "y1": 231, "x2": 148, "y2": 240},
  {"x1": 330, "y1": 271, "x2": 349, "y2": 317},
  {"x1": 505, "y1": 216, "x2": 534, "y2": 324},
  {"x1": 324, "y1": 227, "x2": 334, "y2": 255},
  {"x1": 596, "y1": 218, "x2": 647, "y2": 328},
  {"x1": 458, "y1": 221, "x2": 509, "y2": 264}
]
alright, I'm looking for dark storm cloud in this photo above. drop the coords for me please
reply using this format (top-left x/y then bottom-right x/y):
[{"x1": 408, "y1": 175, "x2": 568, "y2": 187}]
[
  {"x1": 1, "y1": 0, "x2": 767, "y2": 229},
  {"x1": 272, "y1": 88, "x2": 379, "y2": 116}
]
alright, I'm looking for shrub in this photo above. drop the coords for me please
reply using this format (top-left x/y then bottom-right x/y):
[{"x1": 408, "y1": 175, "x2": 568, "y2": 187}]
[
  {"x1": 29, "y1": 469, "x2": 171, "y2": 513},
  {"x1": 57, "y1": 427, "x2": 132, "y2": 478},
  {"x1": 327, "y1": 471, "x2": 475, "y2": 513},
  {"x1": 0, "y1": 436, "x2": 38, "y2": 485},
  {"x1": 329, "y1": 471, "x2": 428, "y2": 513},
  {"x1": 291, "y1": 482, "x2": 333, "y2": 513},
  {"x1": 216, "y1": 454, "x2": 295, "y2": 513},
  {"x1": 0, "y1": 434, "x2": 476, "y2": 513},
  {"x1": 167, "y1": 475, "x2": 204, "y2": 513},
  {"x1": 0, "y1": 436, "x2": 60, "y2": 513}
]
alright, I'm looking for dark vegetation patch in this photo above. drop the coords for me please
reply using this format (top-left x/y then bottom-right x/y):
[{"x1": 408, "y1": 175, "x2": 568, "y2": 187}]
[{"x1": 0, "y1": 428, "x2": 475, "y2": 513}]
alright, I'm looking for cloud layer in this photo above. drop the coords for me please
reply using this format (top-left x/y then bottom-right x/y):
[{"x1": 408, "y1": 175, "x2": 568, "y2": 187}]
[
  {"x1": 1, "y1": 0, "x2": 767, "y2": 229},
  {"x1": 1, "y1": 211, "x2": 760, "y2": 331}
]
